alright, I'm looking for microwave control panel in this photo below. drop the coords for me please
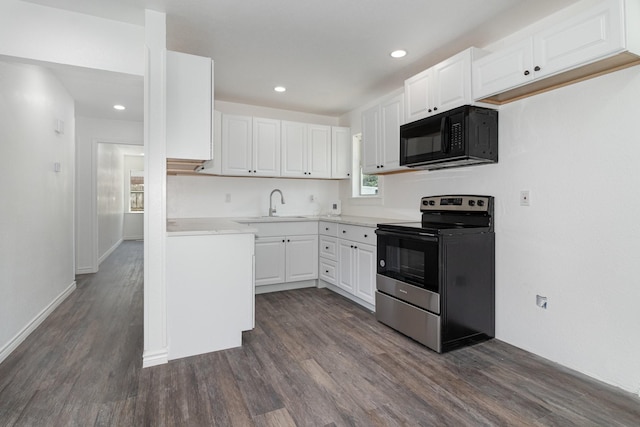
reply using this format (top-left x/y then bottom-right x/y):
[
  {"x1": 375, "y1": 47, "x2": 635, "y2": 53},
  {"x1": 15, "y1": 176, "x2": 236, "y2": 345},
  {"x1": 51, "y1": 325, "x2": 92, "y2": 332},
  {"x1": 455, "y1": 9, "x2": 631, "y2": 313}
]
[{"x1": 450, "y1": 122, "x2": 463, "y2": 153}]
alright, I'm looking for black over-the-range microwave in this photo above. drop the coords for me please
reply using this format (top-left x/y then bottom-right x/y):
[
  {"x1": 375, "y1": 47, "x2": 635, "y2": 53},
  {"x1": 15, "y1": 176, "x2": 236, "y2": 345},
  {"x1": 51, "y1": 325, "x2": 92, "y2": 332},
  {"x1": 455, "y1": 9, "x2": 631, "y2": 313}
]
[{"x1": 399, "y1": 105, "x2": 498, "y2": 170}]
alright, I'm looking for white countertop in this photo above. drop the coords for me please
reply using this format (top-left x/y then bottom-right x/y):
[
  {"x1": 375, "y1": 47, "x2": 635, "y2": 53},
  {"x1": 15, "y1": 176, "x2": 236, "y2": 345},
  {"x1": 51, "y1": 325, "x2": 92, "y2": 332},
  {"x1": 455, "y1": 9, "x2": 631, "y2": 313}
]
[
  {"x1": 167, "y1": 217, "x2": 257, "y2": 236},
  {"x1": 167, "y1": 214, "x2": 410, "y2": 236}
]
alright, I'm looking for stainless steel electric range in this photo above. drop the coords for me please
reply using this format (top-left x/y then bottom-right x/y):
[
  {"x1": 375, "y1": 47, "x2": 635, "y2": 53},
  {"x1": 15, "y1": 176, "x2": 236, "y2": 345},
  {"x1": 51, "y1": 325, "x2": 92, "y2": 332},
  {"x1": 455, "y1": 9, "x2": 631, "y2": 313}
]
[{"x1": 375, "y1": 195, "x2": 495, "y2": 353}]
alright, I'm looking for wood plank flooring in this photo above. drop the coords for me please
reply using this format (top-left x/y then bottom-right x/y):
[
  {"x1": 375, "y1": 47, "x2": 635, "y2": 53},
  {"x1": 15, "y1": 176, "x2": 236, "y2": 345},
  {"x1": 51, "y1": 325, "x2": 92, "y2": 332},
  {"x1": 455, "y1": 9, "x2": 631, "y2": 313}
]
[{"x1": 1, "y1": 240, "x2": 639, "y2": 426}]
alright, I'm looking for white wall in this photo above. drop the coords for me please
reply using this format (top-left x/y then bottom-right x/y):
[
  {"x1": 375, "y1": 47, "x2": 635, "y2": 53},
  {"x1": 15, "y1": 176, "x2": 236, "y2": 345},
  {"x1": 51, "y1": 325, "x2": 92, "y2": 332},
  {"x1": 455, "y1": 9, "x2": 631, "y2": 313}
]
[
  {"x1": 75, "y1": 117, "x2": 143, "y2": 273},
  {"x1": 0, "y1": 0, "x2": 144, "y2": 76},
  {"x1": 97, "y1": 143, "x2": 125, "y2": 261},
  {"x1": 339, "y1": 65, "x2": 640, "y2": 393},
  {"x1": 0, "y1": 61, "x2": 76, "y2": 362},
  {"x1": 123, "y1": 155, "x2": 144, "y2": 240},
  {"x1": 168, "y1": 176, "x2": 339, "y2": 218}
]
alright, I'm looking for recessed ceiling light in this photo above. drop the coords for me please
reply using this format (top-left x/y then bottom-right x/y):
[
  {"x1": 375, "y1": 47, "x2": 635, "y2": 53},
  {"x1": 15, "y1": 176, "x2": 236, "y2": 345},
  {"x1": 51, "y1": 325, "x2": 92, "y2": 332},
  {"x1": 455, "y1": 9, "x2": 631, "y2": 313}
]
[
  {"x1": 390, "y1": 50, "x2": 407, "y2": 59},
  {"x1": 274, "y1": 86, "x2": 286, "y2": 93},
  {"x1": 113, "y1": 104, "x2": 126, "y2": 110}
]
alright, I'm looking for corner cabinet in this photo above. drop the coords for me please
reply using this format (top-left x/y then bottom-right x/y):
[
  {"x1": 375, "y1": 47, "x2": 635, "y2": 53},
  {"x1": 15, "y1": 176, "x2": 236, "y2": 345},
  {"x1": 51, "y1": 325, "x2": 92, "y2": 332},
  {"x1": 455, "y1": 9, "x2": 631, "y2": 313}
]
[
  {"x1": 405, "y1": 48, "x2": 479, "y2": 123},
  {"x1": 362, "y1": 92, "x2": 406, "y2": 175},
  {"x1": 166, "y1": 50, "x2": 214, "y2": 161},
  {"x1": 281, "y1": 121, "x2": 331, "y2": 178},
  {"x1": 221, "y1": 114, "x2": 280, "y2": 177},
  {"x1": 331, "y1": 126, "x2": 352, "y2": 179},
  {"x1": 473, "y1": 0, "x2": 640, "y2": 103}
]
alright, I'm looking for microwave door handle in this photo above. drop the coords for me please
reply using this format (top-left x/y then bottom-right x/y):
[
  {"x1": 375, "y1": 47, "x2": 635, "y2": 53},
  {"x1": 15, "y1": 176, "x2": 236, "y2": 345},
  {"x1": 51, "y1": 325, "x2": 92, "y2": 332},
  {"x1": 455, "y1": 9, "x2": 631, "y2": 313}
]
[{"x1": 441, "y1": 115, "x2": 451, "y2": 153}]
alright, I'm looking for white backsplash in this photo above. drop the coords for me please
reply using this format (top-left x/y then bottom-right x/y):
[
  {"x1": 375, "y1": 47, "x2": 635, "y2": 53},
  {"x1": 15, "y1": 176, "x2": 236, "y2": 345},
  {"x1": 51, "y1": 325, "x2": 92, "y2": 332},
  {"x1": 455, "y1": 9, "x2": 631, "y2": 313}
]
[{"x1": 167, "y1": 175, "x2": 340, "y2": 218}]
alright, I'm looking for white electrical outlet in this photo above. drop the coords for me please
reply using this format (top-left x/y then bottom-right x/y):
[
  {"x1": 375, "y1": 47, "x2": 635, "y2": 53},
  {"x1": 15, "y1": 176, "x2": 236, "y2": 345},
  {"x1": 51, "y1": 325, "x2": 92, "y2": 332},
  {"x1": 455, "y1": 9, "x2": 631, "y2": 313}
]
[
  {"x1": 225, "y1": 193, "x2": 231, "y2": 203},
  {"x1": 309, "y1": 194, "x2": 314, "y2": 202},
  {"x1": 520, "y1": 190, "x2": 531, "y2": 206}
]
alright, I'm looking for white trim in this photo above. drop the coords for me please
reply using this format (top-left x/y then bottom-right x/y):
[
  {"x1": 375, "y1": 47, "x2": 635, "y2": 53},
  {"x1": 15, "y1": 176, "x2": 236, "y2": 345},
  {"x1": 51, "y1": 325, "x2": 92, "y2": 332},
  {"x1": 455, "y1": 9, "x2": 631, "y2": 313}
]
[
  {"x1": 254, "y1": 280, "x2": 317, "y2": 295},
  {"x1": 142, "y1": 348, "x2": 168, "y2": 368},
  {"x1": 99, "y1": 238, "x2": 123, "y2": 265},
  {"x1": 124, "y1": 235, "x2": 144, "y2": 241},
  {"x1": 0, "y1": 281, "x2": 76, "y2": 365},
  {"x1": 76, "y1": 266, "x2": 98, "y2": 275}
]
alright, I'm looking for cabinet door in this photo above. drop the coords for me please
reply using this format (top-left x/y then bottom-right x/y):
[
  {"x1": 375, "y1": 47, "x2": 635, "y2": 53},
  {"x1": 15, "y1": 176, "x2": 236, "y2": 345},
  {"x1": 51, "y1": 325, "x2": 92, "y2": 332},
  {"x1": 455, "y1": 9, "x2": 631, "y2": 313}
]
[
  {"x1": 285, "y1": 235, "x2": 318, "y2": 282},
  {"x1": 361, "y1": 105, "x2": 380, "y2": 174},
  {"x1": 380, "y1": 93, "x2": 404, "y2": 171},
  {"x1": 433, "y1": 49, "x2": 472, "y2": 113},
  {"x1": 254, "y1": 237, "x2": 286, "y2": 286},
  {"x1": 533, "y1": 0, "x2": 624, "y2": 79},
  {"x1": 331, "y1": 126, "x2": 352, "y2": 179},
  {"x1": 473, "y1": 38, "x2": 534, "y2": 99},
  {"x1": 337, "y1": 240, "x2": 355, "y2": 293},
  {"x1": 404, "y1": 68, "x2": 433, "y2": 122},
  {"x1": 166, "y1": 51, "x2": 213, "y2": 160},
  {"x1": 281, "y1": 120, "x2": 307, "y2": 177},
  {"x1": 307, "y1": 124, "x2": 332, "y2": 178},
  {"x1": 222, "y1": 114, "x2": 253, "y2": 176},
  {"x1": 354, "y1": 243, "x2": 376, "y2": 305},
  {"x1": 253, "y1": 117, "x2": 281, "y2": 177}
]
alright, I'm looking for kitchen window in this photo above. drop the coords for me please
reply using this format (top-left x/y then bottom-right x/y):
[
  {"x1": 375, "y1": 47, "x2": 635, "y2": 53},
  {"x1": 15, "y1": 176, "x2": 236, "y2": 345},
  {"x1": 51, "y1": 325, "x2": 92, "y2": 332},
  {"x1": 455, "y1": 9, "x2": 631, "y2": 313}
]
[{"x1": 352, "y1": 133, "x2": 382, "y2": 198}]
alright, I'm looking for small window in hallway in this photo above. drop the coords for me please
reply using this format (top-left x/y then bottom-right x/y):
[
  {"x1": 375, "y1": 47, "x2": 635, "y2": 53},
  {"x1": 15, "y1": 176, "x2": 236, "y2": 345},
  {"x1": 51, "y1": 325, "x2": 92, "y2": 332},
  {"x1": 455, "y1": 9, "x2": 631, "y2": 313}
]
[{"x1": 130, "y1": 171, "x2": 144, "y2": 212}]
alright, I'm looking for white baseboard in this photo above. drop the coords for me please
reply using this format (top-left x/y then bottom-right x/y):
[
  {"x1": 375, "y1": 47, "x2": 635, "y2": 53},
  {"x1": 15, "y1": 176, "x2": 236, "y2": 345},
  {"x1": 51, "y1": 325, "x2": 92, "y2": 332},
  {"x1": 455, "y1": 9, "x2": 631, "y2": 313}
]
[
  {"x1": 124, "y1": 235, "x2": 144, "y2": 241},
  {"x1": 255, "y1": 280, "x2": 317, "y2": 295},
  {"x1": 0, "y1": 281, "x2": 76, "y2": 365},
  {"x1": 99, "y1": 238, "x2": 123, "y2": 265},
  {"x1": 76, "y1": 266, "x2": 98, "y2": 275},
  {"x1": 143, "y1": 348, "x2": 169, "y2": 368}
]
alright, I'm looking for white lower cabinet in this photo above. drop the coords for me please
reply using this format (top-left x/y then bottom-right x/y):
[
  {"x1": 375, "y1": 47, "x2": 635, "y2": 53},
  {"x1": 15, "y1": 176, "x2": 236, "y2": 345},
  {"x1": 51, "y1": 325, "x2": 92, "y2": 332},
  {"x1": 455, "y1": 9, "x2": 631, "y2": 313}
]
[
  {"x1": 337, "y1": 240, "x2": 376, "y2": 305},
  {"x1": 166, "y1": 233, "x2": 254, "y2": 361},
  {"x1": 254, "y1": 237, "x2": 286, "y2": 286},
  {"x1": 320, "y1": 221, "x2": 377, "y2": 308},
  {"x1": 254, "y1": 230, "x2": 318, "y2": 287}
]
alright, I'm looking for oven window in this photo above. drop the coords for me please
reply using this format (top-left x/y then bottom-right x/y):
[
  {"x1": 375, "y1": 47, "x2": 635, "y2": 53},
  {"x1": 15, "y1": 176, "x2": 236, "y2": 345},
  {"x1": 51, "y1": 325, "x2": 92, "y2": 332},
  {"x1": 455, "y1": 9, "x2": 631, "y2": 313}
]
[{"x1": 379, "y1": 234, "x2": 438, "y2": 293}]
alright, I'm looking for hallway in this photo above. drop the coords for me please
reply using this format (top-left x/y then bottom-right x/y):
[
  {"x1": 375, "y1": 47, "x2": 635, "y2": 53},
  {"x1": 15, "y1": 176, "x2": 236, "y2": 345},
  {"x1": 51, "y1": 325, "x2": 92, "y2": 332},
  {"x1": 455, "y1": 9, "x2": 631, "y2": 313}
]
[{"x1": 1, "y1": 241, "x2": 639, "y2": 426}]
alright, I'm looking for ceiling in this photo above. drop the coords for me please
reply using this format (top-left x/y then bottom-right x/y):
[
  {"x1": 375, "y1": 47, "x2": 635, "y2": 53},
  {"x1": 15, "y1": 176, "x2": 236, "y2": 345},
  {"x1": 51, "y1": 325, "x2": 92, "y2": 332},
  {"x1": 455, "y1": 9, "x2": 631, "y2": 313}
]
[{"x1": 22, "y1": 0, "x2": 580, "y2": 120}]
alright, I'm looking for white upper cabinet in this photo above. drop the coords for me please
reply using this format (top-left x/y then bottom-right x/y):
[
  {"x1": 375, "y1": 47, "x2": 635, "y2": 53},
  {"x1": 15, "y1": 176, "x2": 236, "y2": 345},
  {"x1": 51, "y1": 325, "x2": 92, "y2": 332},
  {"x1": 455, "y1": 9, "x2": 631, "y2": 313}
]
[
  {"x1": 331, "y1": 126, "x2": 352, "y2": 179},
  {"x1": 221, "y1": 114, "x2": 253, "y2": 176},
  {"x1": 222, "y1": 115, "x2": 280, "y2": 177},
  {"x1": 405, "y1": 48, "x2": 477, "y2": 123},
  {"x1": 281, "y1": 121, "x2": 331, "y2": 178},
  {"x1": 166, "y1": 51, "x2": 214, "y2": 160},
  {"x1": 252, "y1": 117, "x2": 281, "y2": 176},
  {"x1": 473, "y1": 0, "x2": 638, "y2": 103},
  {"x1": 362, "y1": 92, "x2": 406, "y2": 175},
  {"x1": 404, "y1": 68, "x2": 433, "y2": 123}
]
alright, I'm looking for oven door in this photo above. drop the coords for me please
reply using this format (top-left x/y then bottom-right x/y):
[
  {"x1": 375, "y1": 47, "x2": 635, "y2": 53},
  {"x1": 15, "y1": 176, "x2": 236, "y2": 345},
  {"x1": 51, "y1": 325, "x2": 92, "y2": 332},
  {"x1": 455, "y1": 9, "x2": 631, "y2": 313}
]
[{"x1": 375, "y1": 228, "x2": 440, "y2": 314}]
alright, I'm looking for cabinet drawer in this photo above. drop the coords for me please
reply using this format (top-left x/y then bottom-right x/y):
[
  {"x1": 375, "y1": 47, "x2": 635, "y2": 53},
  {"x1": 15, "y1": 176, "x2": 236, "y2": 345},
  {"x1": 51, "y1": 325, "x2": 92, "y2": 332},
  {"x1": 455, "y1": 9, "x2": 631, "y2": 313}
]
[
  {"x1": 319, "y1": 258, "x2": 337, "y2": 285},
  {"x1": 319, "y1": 236, "x2": 337, "y2": 261},
  {"x1": 337, "y1": 224, "x2": 376, "y2": 246},
  {"x1": 318, "y1": 221, "x2": 338, "y2": 237}
]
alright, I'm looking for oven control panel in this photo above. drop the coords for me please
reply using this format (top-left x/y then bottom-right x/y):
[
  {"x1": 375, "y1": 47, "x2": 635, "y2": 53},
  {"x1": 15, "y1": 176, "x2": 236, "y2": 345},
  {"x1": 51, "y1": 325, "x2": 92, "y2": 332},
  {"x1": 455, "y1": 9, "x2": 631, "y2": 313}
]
[{"x1": 420, "y1": 195, "x2": 492, "y2": 212}]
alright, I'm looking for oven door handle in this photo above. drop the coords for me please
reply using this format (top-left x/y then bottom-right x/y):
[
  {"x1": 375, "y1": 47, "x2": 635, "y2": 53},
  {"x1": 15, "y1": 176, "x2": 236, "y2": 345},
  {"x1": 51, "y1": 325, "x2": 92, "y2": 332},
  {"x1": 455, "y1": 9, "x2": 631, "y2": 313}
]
[{"x1": 376, "y1": 229, "x2": 438, "y2": 242}]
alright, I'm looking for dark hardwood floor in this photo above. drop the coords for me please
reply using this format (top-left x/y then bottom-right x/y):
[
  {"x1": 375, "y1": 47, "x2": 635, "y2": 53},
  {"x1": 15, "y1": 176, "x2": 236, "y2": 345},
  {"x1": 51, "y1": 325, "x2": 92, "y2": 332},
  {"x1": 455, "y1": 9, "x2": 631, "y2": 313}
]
[{"x1": 1, "y1": 240, "x2": 638, "y2": 426}]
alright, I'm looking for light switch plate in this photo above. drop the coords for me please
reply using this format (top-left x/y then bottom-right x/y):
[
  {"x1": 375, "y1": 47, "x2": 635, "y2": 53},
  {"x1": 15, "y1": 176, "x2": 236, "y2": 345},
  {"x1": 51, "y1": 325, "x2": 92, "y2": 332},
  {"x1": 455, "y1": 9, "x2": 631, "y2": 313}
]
[{"x1": 520, "y1": 190, "x2": 530, "y2": 206}]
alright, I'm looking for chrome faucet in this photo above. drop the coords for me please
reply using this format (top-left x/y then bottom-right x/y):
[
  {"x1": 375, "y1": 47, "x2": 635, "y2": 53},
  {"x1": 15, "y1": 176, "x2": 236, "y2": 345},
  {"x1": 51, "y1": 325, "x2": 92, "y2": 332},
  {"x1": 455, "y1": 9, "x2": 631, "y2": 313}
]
[{"x1": 269, "y1": 189, "x2": 285, "y2": 216}]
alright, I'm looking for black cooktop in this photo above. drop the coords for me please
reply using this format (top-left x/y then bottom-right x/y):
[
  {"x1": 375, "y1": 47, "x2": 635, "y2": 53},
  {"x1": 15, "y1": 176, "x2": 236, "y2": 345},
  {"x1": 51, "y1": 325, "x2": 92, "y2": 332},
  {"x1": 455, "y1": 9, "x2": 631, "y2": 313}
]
[
  {"x1": 377, "y1": 195, "x2": 495, "y2": 235},
  {"x1": 377, "y1": 221, "x2": 492, "y2": 236}
]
